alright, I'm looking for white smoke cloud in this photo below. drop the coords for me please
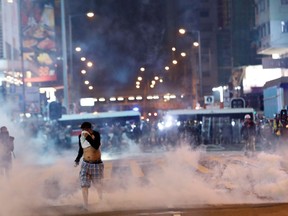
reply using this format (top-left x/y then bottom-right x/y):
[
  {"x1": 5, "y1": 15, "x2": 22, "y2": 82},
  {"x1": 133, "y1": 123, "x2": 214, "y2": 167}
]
[{"x1": 1, "y1": 106, "x2": 288, "y2": 215}]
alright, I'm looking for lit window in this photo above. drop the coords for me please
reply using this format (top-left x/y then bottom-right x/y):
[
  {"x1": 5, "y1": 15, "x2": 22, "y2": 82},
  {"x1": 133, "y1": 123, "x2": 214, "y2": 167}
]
[{"x1": 281, "y1": 21, "x2": 288, "y2": 33}]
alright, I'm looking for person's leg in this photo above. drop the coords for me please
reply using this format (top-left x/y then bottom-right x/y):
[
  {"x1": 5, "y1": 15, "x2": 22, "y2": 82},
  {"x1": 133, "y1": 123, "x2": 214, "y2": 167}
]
[
  {"x1": 252, "y1": 136, "x2": 256, "y2": 152},
  {"x1": 91, "y1": 163, "x2": 104, "y2": 201},
  {"x1": 95, "y1": 181, "x2": 103, "y2": 200},
  {"x1": 81, "y1": 187, "x2": 89, "y2": 209},
  {"x1": 244, "y1": 140, "x2": 249, "y2": 156},
  {"x1": 79, "y1": 162, "x2": 90, "y2": 210}
]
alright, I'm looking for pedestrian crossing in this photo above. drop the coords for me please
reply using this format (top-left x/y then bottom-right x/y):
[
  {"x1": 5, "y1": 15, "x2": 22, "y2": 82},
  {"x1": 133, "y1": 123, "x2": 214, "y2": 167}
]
[
  {"x1": 102, "y1": 153, "x2": 248, "y2": 180},
  {"x1": 100, "y1": 152, "x2": 272, "y2": 197}
]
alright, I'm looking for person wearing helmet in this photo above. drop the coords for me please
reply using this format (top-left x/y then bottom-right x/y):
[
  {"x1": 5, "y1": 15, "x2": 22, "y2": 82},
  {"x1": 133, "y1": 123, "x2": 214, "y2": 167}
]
[
  {"x1": 244, "y1": 114, "x2": 250, "y2": 119},
  {"x1": 241, "y1": 114, "x2": 256, "y2": 156}
]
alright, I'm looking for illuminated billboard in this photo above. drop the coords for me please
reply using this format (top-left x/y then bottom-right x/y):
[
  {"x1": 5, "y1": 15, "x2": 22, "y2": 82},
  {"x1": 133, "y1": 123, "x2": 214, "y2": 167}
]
[
  {"x1": 242, "y1": 65, "x2": 287, "y2": 93},
  {"x1": 20, "y1": 0, "x2": 57, "y2": 83}
]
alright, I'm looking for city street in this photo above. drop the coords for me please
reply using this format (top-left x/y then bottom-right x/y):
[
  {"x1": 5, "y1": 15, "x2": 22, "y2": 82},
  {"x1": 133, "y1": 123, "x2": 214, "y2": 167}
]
[
  {"x1": 3, "y1": 144, "x2": 288, "y2": 216},
  {"x1": 33, "y1": 202, "x2": 288, "y2": 216},
  {"x1": 0, "y1": 0, "x2": 287, "y2": 215}
]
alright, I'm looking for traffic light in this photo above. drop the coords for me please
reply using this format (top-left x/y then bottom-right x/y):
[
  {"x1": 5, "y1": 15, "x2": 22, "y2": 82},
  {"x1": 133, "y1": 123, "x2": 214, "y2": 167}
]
[
  {"x1": 49, "y1": 101, "x2": 62, "y2": 120},
  {"x1": 231, "y1": 98, "x2": 245, "y2": 108}
]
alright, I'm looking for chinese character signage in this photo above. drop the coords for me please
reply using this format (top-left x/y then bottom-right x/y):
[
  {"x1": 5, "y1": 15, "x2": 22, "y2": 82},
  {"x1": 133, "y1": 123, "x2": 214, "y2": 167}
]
[{"x1": 20, "y1": 0, "x2": 57, "y2": 83}]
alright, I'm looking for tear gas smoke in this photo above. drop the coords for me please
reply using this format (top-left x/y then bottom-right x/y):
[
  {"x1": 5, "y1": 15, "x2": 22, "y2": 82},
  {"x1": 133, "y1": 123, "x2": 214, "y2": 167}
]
[{"x1": 1, "y1": 105, "x2": 288, "y2": 215}]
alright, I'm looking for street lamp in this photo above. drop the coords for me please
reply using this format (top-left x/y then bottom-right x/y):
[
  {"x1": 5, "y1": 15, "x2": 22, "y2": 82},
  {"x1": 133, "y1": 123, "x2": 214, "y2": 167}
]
[
  {"x1": 68, "y1": 12, "x2": 94, "y2": 112},
  {"x1": 179, "y1": 28, "x2": 202, "y2": 107}
]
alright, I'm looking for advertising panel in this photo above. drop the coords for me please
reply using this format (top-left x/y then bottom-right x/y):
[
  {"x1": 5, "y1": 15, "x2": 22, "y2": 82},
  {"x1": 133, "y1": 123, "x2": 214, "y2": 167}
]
[
  {"x1": 20, "y1": 0, "x2": 57, "y2": 83},
  {"x1": 242, "y1": 65, "x2": 283, "y2": 93}
]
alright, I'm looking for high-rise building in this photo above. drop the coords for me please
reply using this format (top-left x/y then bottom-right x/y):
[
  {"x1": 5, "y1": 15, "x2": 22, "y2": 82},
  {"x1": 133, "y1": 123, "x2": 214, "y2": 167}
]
[
  {"x1": 165, "y1": 0, "x2": 262, "y2": 107},
  {"x1": 255, "y1": 0, "x2": 288, "y2": 69},
  {"x1": 217, "y1": 0, "x2": 262, "y2": 84},
  {"x1": 254, "y1": 0, "x2": 288, "y2": 115},
  {"x1": 0, "y1": 0, "x2": 22, "y2": 109}
]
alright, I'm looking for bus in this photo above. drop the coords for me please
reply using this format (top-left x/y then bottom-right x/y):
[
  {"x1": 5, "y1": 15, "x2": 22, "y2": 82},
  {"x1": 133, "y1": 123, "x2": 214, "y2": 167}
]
[
  {"x1": 56, "y1": 110, "x2": 142, "y2": 146},
  {"x1": 163, "y1": 108, "x2": 255, "y2": 145}
]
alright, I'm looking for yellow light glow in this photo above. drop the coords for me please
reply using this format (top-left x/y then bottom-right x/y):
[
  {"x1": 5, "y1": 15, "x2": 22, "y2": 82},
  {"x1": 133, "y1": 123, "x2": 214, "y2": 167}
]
[
  {"x1": 179, "y1": 28, "x2": 186, "y2": 34},
  {"x1": 86, "y1": 12, "x2": 95, "y2": 18},
  {"x1": 87, "y1": 61, "x2": 93, "y2": 67},
  {"x1": 193, "y1": 42, "x2": 199, "y2": 47}
]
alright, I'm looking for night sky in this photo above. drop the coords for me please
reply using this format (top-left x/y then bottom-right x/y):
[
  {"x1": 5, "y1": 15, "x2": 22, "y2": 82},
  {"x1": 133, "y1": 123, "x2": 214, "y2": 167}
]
[{"x1": 67, "y1": 0, "x2": 172, "y2": 97}]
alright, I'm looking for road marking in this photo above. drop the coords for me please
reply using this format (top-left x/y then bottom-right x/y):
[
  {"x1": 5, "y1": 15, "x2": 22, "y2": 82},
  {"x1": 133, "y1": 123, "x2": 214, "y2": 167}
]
[
  {"x1": 129, "y1": 160, "x2": 145, "y2": 177},
  {"x1": 183, "y1": 158, "x2": 212, "y2": 174}
]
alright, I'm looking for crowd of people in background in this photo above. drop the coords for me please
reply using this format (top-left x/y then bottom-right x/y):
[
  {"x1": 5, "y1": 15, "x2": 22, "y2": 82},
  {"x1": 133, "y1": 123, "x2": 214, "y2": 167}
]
[
  {"x1": 0, "y1": 109, "x2": 287, "y2": 183},
  {"x1": 11, "y1": 110, "x2": 288, "y2": 157}
]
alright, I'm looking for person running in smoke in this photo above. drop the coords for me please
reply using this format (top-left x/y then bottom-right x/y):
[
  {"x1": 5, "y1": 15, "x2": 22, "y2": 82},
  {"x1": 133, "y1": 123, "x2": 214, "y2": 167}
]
[
  {"x1": 241, "y1": 114, "x2": 256, "y2": 156},
  {"x1": 0, "y1": 126, "x2": 15, "y2": 177},
  {"x1": 74, "y1": 122, "x2": 104, "y2": 211}
]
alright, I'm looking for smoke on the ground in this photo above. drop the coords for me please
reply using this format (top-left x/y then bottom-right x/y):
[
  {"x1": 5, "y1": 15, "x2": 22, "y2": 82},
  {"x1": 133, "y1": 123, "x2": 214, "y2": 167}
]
[{"x1": 1, "y1": 107, "x2": 288, "y2": 215}]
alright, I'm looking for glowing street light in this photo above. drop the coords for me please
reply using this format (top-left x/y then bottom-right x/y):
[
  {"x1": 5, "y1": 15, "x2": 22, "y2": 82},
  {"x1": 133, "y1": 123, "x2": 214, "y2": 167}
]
[
  {"x1": 75, "y1": 47, "x2": 81, "y2": 52},
  {"x1": 193, "y1": 42, "x2": 199, "y2": 47},
  {"x1": 87, "y1": 61, "x2": 93, "y2": 67},
  {"x1": 179, "y1": 28, "x2": 186, "y2": 34},
  {"x1": 86, "y1": 12, "x2": 95, "y2": 18}
]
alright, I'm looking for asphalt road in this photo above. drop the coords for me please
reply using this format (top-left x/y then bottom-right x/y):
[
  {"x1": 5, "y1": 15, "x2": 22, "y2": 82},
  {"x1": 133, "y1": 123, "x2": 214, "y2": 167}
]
[
  {"x1": 33, "y1": 203, "x2": 288, "y2": 216},
  {"x1": 20, "y1": 147, "x2": 288, "y2": 216}
]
